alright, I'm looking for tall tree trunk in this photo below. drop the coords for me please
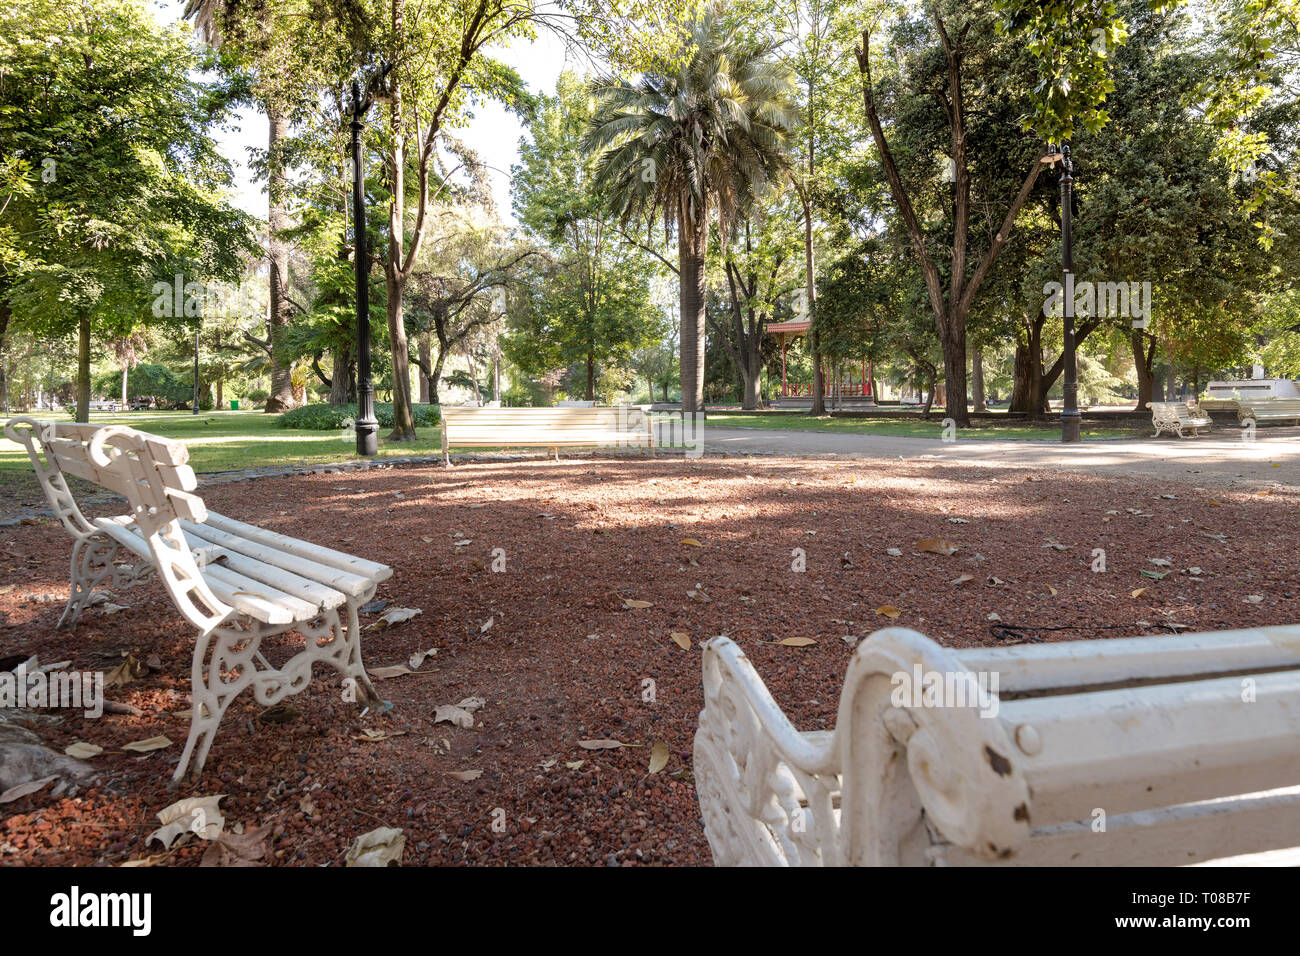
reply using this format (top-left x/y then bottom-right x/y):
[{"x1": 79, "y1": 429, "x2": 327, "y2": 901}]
[
  {"x1": 0, "y1": 298, "x2": 9, "y2": 414},
  {"x1": 429, "y1": 345, "x2": 448, "y2": 408},
  {"x1": 678, "y1": 209, "x2": 707, "y2": 415},
  {"x1": 970, "y1": 344, "x2": 986, "y2": 412},
  {"x1": 1164, "y1": 360, "x2": 1177, "y2": 402},
  {"x1": 940, "y1": 318, "x2": 968, "y2": 425},
  {"x1": 741, "y1": 354, "x2": 761, "y2": 410},
  {"x1": 264, "y1": 108, "x2": 296, "y2": 413},
  {"x1": 329, "y1": 340, "x2": 355, "y2": 405},
  {"x1": 76, "y1": 315, "x2": 90, "y2": 423},
  {"x1": 418, "y1": 333, "x2": 432, "y2": 403},
  {"x1": 121, "y1": 366, "x2": 129, "y2": 408},
  {"x1": 384, "y1": 75, "x2": 417, "y2": 440},
  {"x1": 586, "y1": 350, "x2": 595, "y2": 401},
  {"x1": 1132, "y1": 330, "x2": 1155, "y2": 410}
]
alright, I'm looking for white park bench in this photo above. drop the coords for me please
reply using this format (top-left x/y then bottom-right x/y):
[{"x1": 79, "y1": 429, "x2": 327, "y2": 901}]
[
  {"x1": 1238, "y1": 397, "x2": 1300, "y2": 427},
  {"x1": 695, "y1": 625, "x2": 1300, "y2": 866},
  {"x1": 4, "y1": 417, "x2": 389, "y2": 785},
  {"x1": 1150, "y1": 400, "x2": 1212, "y2": 438},
  {"x1": 440, "y1": 405, "x2": 655, "y2": 465}
]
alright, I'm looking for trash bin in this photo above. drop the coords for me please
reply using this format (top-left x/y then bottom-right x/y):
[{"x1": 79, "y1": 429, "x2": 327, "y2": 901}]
[{"x1": 230, "y1": 400, "x2": 240, "y2": 410}]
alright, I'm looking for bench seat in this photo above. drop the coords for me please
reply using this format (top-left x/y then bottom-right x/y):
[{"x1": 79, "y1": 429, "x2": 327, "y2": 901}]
[{"x1": 1238, "y1": 397, "x2": 1300, "y2": 425}]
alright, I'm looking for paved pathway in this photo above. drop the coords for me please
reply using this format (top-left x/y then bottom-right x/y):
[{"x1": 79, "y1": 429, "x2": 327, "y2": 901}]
[{"x1": 701, "y1": 425, "x2": 1300, "y2": 487}]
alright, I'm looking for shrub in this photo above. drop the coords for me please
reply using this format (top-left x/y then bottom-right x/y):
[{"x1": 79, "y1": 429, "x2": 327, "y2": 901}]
[
  {"x1": 278, "y1": 403, "x2": 441, "y2": 430},
  {"x1": 247, "y1": 389, "x2": 270, "y2": 404}
]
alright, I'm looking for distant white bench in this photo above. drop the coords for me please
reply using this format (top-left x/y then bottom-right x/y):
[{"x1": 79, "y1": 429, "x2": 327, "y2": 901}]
[
  {"x1": 1238, "y1": 398, "x2": 1300, "y2": 426},
  {"x1": 695, "y1": 625, "x2": 1300, "y2": 866},
  {"x1": 440, "y1": 406, "x2": 654, "y2": 465},
  {"x1": 1150, "y1": 400, "x2": 1212, "y2": 438},
  {"x1": 555, "y1": 400, "x2": 596, "y2": 407},
  {"x1": 4, "y1": 417, "x2": 389, "y2": 785}
]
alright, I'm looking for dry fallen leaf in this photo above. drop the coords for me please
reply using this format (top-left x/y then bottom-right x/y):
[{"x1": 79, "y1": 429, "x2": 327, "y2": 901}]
[
  {"x1": 123, "y1": 735, "x2": 173, "y2": 753},
  {"x1": 669, "y1": 631, "x2": 691, "y2": 650},
  {"x1": 105, "y1": 652, "x2": 146, "y2": 689},
  {"x1": 446, "y1": 770, "x2": 483, "y2": 782},
  {"x1": 761, "y1": 637, "x2": 817, "y2": 647},
  {"x1": 1046, "y1": 585, "x2": 1058, "y2": 596},
  {"x1": 875, "y1": 605, "x2": 901, "y2": 619},
  {"x1": 885, "y1": 548, "x2": 903, "y2": 557},
  {"x1": 950, "y1": 574, "x2": 974, "y2": 587},
  {"x1": 365, "y1": 607, "x2": 422, "y2": 631},
  {"x1": 480, "y1": 616, "x2": 494, "y2": 633},
  {"x1": 622, "y1": 599, "x2": 653, "y2": 610},
  {"x1": 368, "y1": 664, "x2": 413, "y2": 681},
  {"x1": 64, "y1": 742, "x2": 102, "y2": 759},
  {"x1": 578, "y1": 739, "x2": 629, "y2": 750},
  {"x1": 0, "y1": 775, "x2": 56, "y2": 805},
  {"x1": 916, "y1": 538, "x2": 959, "y2": 556},
  {"x1": 648, "y1": 741, "x2": 670, "y2": 774},
  {"x1": 1131, "y1": 587, "x2": 1150, "y2": 598},
  {"x1": 434, "y1": 696, "x2": 486, "y2": 729},
  {"x1": 345, "y1": 826, "x2": 405, "y2": 867},
  {"x1": 147, "y1": 794, "x2": 225, "y2": 848},
  {"x1": 565, "y1": 760, "x2": 585, "y2": 770},
  {"x1": 200, "y1": 825, "x2": 270, "y2": 868},
  {"x1": 679, "y1": 538, "x2": 703, "y2": 547}
]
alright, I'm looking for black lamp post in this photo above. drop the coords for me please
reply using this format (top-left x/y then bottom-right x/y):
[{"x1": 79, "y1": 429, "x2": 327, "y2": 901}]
[
  {"x1": 192, "y1": 324, "x2": 200, "y2": 415},
  {"x1": 351, "y1": 79, "x2": 378, "y2": 456},
  {"x1": 1059, "y1": 144, "x2": 1081, "y2": 443}
]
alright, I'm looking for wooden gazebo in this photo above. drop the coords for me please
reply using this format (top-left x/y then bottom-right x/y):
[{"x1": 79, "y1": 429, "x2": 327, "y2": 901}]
[{"x1": 768, "y1": 319, "x2": 873, "y2": 399}]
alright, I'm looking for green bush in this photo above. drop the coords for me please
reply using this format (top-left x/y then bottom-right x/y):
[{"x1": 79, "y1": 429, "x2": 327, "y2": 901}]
[
  {"x1": 247, "y1": 389, "x2": 270, "y2": 404},
  {"x1": 278, "y1": 403, "x2": 441, "y2": 430}
]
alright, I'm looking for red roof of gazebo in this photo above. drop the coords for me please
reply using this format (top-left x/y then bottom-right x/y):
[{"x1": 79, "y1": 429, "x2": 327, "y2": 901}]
[{"x1": 767, "y1": 319, "x2": 811, "y2": 335}]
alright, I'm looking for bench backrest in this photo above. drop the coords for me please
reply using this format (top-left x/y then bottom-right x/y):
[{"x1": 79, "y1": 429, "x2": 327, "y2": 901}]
[
  {"x1": 698, "y1": 624, "x2": 1300, "y2": 866},
  {"x1": 1240, "y1": 397, "x2": 1300, "y2": 413},
  {"x1": 441, "y1": 406, "x2": 653, "y2": 448},
  {"x1": 5, "y1": 418, "x2": 228, "y2": 630},
  {"x1": 1150, "y1": 401, "x2": 1203, "y2": 421}
]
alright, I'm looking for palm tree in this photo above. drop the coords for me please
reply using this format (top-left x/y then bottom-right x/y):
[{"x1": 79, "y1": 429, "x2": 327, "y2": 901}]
[{"x1": 584, "y1": 5, "x2": 797, "y2": 414}]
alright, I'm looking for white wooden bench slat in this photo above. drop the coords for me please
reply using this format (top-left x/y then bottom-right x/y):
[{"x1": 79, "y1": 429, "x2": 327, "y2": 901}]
[
  {"x1": 956, "y1": 626, "x2": 1300, "y2": 692},
  {"x1": 941, "y1": 786, "x2": 1300, "y2": 867},
  {"x1": 198, "y1": 562, "x2": 323, "y2": 623},
  {"x1": 180, "y1": 529, "x2": 349, "y2": 614},
  {"x1": 201, "y1": 511, "x2": 392, "y2": 581},
  {"x1": 694, "y1": 624, "x2": 1300, "y2": 866},
  {"x1": 94, "y1": 519, "x2": 310, "y2": 624},
  {"x1": 5, "y1": 417, "x2": 390, "y2": 784},
  {"x1": 180, "y1": 520, "x2": 373, "y2": 597},
  {"x1": 998, "y1": 669, "x2": 1300, "y2": 822}
]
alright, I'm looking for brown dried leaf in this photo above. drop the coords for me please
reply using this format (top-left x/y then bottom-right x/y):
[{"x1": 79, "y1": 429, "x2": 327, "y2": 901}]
[
  {"x1": 648, "y1": 741, "x2": 670, "y2": 774},
  {"x1": 875, "y1": 605, "x2": 902, "y2": 619},
  {"x1": 916, "y1": 538, "x2": 958, "y2": 556},
  {"x1": 669, "y1": 631, "x2": 691, "y2": 650}
]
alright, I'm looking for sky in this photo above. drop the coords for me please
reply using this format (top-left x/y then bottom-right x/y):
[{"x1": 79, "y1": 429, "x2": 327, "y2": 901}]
[{"x1": 152, "y1": 0, "x2": 578, "y2": 224}]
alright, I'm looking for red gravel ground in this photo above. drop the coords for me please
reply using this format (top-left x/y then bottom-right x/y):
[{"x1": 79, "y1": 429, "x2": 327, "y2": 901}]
[{"x1": 1, "y1": 456, "x2": 1297, "y2": 866}]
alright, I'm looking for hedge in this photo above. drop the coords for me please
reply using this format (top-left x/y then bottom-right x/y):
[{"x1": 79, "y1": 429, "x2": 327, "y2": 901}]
[{"x1": 277, "y1": 403, "x2": 441, "y2": 430}]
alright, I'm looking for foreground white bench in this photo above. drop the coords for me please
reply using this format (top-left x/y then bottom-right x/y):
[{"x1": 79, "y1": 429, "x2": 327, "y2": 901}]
[
  {"x1": 5, "y1": 418, "x2": 389, "y2": 784},
  {"x1": 440, "y1": 406, "x2": 654, "y2": 465},
  {"x1": 695, "y1": 626, "x2": 1300, "y2": 866},
  {"x1": 1238, "y1": 397, "x2": 1300, "y2": 426},
  {"x1": 1150, "y1": 400, "x2": 1212, "y2": 438}
]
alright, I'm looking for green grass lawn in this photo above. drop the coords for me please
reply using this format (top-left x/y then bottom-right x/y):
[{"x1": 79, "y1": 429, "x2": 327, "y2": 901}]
[
  {"x1": 705, "y1": 411, "x2": 1141, "y2": 441},
  {"x1": 0, "y1": 409, "x2": 443, "y2": 512}
]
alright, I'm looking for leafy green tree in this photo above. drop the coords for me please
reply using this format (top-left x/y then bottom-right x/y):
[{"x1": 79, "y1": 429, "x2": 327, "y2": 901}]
[
  {"x1": 0, "y1": 0, "x2": 255, "y2": 422},
  {"x1": 510, "y1": 73, "x2": 664, "y2": 401},
  {"x1": 585, "y1": 5, "x2": 798, "y2": 413}
]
